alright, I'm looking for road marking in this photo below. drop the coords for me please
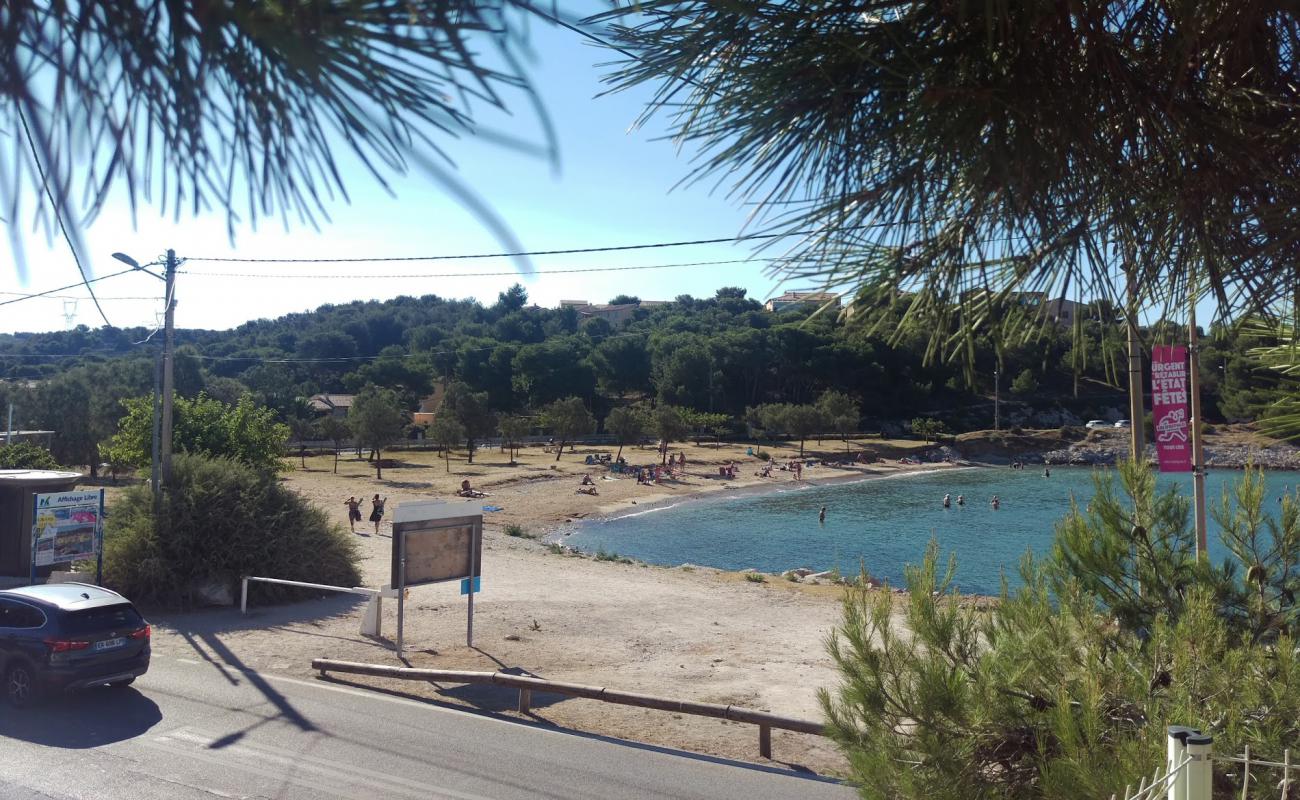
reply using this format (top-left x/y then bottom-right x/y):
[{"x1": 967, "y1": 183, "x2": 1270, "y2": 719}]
[{"x1": 150, "y1": 728, "x2": 497, "y2": 800}]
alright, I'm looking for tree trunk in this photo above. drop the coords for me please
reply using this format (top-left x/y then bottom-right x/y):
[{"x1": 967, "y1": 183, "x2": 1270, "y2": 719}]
[
  {"x1": 799, "y1": 438, "x2": 805, "y2": 457},
  {"x1": 445, "y1": 448, "x2": 451, "y2": 472},
  {"x1": 333, "y1": 446, "x2": 339, "y2": 473},
  {"x1": 616, "y1": 441, "x2": 624, "y2": 461},
  {"x1": 375, "y1": 448, "x2": 382, "y2": 480},
  {"x1": 467, "y1": 437, "x2": 475, "y2": 464},
  {"x1": 555, "y1": 440, "x2": 565, "y2": 462},
  {"x1": 300, "y1": 446, "x2": 306, "y2": 468}
]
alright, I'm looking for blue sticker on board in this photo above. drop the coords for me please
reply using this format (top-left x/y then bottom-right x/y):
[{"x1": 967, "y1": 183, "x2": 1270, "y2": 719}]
[{"x1": 460, "y1": 577, "x2": 481, "y2": 595}]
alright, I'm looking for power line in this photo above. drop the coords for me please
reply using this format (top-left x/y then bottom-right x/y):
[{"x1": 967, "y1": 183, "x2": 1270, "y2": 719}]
[
  {"x1": 0, "y1": 268, "x2": 140, "y2": 309},
  {"x1": 16, "y1": 105, "x2": 112, "y2": 328},
  {"x1": 180, "y1": 257, "x2": 766, "y2": 279},
  {"x1": 0, "y1": 290, "x2": 162, "y2": 302},
  {"x1": 184, "y1": 227, "x2": 856, "y2": 264}
]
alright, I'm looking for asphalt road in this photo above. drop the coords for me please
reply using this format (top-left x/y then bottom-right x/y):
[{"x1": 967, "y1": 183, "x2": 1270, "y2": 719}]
[{"x1": 0, "y1": 655, "x2": 855, "y2": 799}]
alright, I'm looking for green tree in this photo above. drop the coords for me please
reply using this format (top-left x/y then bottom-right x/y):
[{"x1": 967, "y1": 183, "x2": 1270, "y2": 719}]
[
  {"x1": 347, "y1": 386, "x2": 406, "y2": 480},
  {"x1": 1011, "y1": 368, "x2": 1039, "y2": 396},
  {"x1": 817, "y1": 390, "x2": 859, "y2": 453},
  {"x1": 317, "y1": 415, "x2": 350, "y2": 474},
  {"x1": 681, "y1": 409, "x2": 730, "y2": 447},
  {"x1": 600, "y1": 3, "x2": 1300, "y2": 364},
  {"x1": 288, "y1": 416, "x2": 318, "y2": 469},
  {"x1": 428, "y1": 416, "x2": 465, "y2": 473},
  {"x1": 605, "y1": 406, "x2": 648, "y2": 461},
  {"x1": 512, "y1": 340, "x2": 596, "y2": 407},
  {"x1": 819, "y1": 461, "x2": 1300, "y2": 800},
  {"x1": 0, "y1": 442, "x2": 61, "y2": 470},
  {"x1": 591, "y1": 335, "x2": 651, "y2": 397},
  {"x1": 440, "y1": 382, "x2": 496, "y2": 465},
  {"x1": 497, "y1": 416, "x2": 530, "y2": 465},
  {"x1": 6, "y1": 4, "x2": 550, "y2": 274},
  {"x1": 651, "y1": 405, "x2": 690, "y2": 465},
  {"x1": 910, "y1": 417, "x2": 946, "y2": 444},
  {"x1": 540, "y1": 397, "x2": 595, "y2": 462},
  {"x1": 104, "y1": 393, "x2": 289, "y2": 473}
]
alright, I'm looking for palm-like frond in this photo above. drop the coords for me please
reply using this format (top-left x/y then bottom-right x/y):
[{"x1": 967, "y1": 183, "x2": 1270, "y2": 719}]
[
  {"x1": 1, "y1": 1, "x2": 559, "y2": 277},
  {"x1": 595, "y1": 2, "x2": 1300, "y2": 357}
]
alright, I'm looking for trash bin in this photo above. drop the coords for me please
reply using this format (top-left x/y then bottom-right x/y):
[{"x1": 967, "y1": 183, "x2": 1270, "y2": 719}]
[{"x1": 0, "y1": 470, "x2": 82, "y2": 578}]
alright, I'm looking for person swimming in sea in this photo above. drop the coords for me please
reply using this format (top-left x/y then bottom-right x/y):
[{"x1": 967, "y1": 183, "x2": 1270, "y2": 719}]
[
  {"x1": 991, "y1": 495, "x2": 1001, "y2": 511},
  {"x1": 956, "y1": 494, "x2": 965, "y2": 507},
  {"x1": 943, "y1": 493, "x2": 951, "y2": 509},
  {"x1": 819, "y1": 506, "x2": 826, "y2": 524},
  {"x1": 1043, "y1": 467, "x2": 1051, "y2": 478}
]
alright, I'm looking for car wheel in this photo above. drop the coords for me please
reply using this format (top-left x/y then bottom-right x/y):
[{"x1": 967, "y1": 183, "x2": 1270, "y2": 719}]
[
  {"x1": 6, "y1": 663, "x2": 40, "y2": 708},
  {"x1": 108, "y1": 677, "x2": 135, "y2": 688}
]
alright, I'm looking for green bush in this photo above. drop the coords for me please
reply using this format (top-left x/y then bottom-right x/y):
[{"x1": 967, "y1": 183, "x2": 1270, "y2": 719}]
[
  {"x1": 102, "y1": 454, "x2": 359, "y2": 607},
  {"x1": 104, "y1": 393, "x2": 288, "y2": 473},
  {"x1": 0, "y1": 442, "x2": 63, "y2": 470},
  {"x1": 821, "y1": 461, "x2": 1300, "y2": 799}
]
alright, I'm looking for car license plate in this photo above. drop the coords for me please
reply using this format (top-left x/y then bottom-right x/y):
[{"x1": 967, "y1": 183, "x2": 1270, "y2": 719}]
[{"x1": 95, "y1": 637, "x2": 125, "y2": 651}]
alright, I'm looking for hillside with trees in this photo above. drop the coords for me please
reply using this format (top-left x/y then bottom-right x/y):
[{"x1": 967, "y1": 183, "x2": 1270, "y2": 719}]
[{"x1": 0, "y1": 286, "x2": 1292, "y2": 470}]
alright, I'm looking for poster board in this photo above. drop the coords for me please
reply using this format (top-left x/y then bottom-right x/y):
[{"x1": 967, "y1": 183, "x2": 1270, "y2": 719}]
[
  {"x1": 390, "y1": 501, "x2": 483, "y2": 588},
  {"x1": 31, "y1": 489, "x2": 104, "y2": 569}
]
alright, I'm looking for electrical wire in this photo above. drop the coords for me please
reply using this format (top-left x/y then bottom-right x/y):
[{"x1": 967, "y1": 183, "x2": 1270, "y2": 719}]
[
  {"x1": 16, "y1": 106, "x2": 112, "y2": 327},
  {"x1": 183, "y1": 226, "x2": 870, "y2": 263},
  {"x1": 0, "y1": 268, "x2": 140, "y2": 309},
  {"x1": 180, "y1": 257, "x2": 766, "y2": 279}
]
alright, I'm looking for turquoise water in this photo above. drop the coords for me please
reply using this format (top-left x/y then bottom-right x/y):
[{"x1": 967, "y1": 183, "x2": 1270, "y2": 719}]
[{"x1": 563, "y1": 467, "x2": 1300, "y2": 596}]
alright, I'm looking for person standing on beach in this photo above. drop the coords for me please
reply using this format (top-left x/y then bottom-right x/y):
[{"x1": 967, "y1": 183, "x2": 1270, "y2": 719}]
[
  {"x1": 344, "y1": 496, "x2": 362, "y2": 533},
  {"x1": 369, "y1": 494, "x2": 387, "y2": 534}
]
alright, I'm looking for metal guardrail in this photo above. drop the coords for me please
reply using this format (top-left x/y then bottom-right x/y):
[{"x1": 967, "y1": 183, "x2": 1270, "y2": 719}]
[{"x1": 311, "y1": 658, "x2": 824, "y2": 760}]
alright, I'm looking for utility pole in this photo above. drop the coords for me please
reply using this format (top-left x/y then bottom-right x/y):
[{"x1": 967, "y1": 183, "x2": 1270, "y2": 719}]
[
  {"x1": 161, "y1": 249, "x2": 178, "y2": 484},
  {"x1": 993, "y1": 367, "x2": 1000, "y2": 431},
  {"x1": 151, "y1": 352, "x2": 162, "y2": 506},
  {"x1": 5, "y1": 402, "x2": 12, "y2": 446},
  {"x1": 1126, "y1": 273, "x2": 1146, "y2": 461},
  {"x1": 1188, "y1": 284, "x2": 1208, "y2": 559}
]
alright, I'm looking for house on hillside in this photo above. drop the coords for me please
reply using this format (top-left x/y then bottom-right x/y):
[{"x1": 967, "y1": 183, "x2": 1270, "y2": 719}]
[
  {"x1": 307, "y1": 393, "x2": 355, "y2": 418},
  {"x1": 557, "y1": 300, "x2": 658, "y2": 326},
  {"x1": 763, "y1": 291, "x2": 842, "y2": 313},
  {"x1": 411, "y1": 384, "x2": 447, "y2": 427}
]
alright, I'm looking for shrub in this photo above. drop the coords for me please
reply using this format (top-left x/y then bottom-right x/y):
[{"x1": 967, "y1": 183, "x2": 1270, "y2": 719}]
[
  {"x1": 744, "y1": 571, "x2": 766, "y2": 583},
  {"x1": 0, "y1": 442, "x2": 63, "y2": 470},
  {"x1": 105, "y1": 393, "x2": 288, "y2": 473},
  {"x1": 755, "y1": 448, "x2": 771, "y2": 461},
  {"x1": 594, "y1": 548, "x2": 632, "y2": 564},
  {"x1": 504, "y1": 524, "x2": 534, "y2": 539},
  {"x1": 821, "y1": 461, "x2": 1300, "y2": 799},
  {"x1": 102, "y1": 454, "x2": 359, "y2": 607}
]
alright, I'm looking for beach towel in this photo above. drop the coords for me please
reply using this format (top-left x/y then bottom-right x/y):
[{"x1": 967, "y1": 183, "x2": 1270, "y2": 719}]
[{"x1": 482, "y1": 505, "x2": 504, "y2": 512}]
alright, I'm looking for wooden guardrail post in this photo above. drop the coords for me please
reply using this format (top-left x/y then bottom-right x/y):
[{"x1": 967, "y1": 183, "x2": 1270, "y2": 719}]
[
  {"x1": 759, "y1": 723, "x2": 772, "y2": 759},
  {"x1": 518, "y1": 689, "x2": 531, "y2": 714}
]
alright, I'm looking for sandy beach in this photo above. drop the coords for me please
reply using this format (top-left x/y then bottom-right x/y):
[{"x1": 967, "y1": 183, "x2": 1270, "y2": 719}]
[{"x1": 140, "y1": 438, "x2": 956, "y2": 775}]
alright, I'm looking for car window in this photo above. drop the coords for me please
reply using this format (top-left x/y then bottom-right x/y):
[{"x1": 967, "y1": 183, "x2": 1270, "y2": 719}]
[
  {"x1": 62, "y1": 604, "x2": 144, "y2": 635},
  {"x1": 0, "y1": 599, "x2": 46, "y2": 629}
]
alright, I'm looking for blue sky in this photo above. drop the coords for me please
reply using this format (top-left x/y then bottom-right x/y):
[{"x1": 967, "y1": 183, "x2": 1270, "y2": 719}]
[{"x1": 0, "y1": 13, "x2": 795, "y2": 335}]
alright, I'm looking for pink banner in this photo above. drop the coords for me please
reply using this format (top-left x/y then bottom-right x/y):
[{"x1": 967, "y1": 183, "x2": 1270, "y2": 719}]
[{"x1": 1151, "y1": 345, "x2": 1192, "y2": 472}]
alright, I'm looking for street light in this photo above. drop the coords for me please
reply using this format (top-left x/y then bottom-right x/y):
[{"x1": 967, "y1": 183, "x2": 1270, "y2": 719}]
[
  {"x1": 993, "y1": 368, "x2": 1000, "y2": 431},
  {"x1": 114, "y1": 248, "x2": 182, "y2": 493}
]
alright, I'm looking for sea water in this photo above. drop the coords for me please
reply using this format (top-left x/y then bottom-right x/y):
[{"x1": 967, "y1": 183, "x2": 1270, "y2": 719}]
[{"x1": 562, "y1": 466, "x2": 1300, "y2": 595}]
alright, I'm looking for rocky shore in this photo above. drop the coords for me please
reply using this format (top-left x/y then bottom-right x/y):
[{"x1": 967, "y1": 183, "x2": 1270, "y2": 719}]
[{"x1": 1037, "y1": 441, "x2": 1300, "y2": 469}]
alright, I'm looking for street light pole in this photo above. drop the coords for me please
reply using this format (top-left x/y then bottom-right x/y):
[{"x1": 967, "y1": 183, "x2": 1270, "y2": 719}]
[
  {"x1": 994, "y1": 368, "x2": 1000, "y2": 431},
  {"x1": 112, "y1": 248, "x2": 181, "y2": 493},
  {"x1": 161, "y1": 249, "x2": 178, "y2": 484}
]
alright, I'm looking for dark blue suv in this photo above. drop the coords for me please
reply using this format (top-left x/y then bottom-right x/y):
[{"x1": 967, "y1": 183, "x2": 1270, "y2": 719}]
[{"x1": 0, "y1": 583, "x2": 150, "y2": 707}]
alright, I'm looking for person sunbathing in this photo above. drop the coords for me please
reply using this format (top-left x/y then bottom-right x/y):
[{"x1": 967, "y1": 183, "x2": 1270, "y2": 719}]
[
  {"x1": 576, "y1": 484, "x2": 598, "y2": 495},
  {"x1": 456, "y1": 479, "x2": 487, "y2": 498}
]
